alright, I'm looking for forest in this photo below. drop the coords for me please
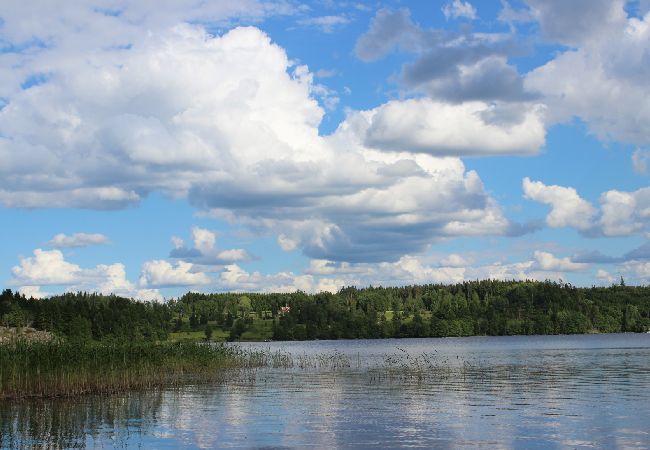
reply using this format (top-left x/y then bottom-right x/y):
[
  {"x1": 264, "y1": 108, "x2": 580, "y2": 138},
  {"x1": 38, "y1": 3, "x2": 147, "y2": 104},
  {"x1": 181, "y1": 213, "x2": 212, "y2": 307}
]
[{"x1": 1, "y1": 279, "x2": 649, "y2": 342}]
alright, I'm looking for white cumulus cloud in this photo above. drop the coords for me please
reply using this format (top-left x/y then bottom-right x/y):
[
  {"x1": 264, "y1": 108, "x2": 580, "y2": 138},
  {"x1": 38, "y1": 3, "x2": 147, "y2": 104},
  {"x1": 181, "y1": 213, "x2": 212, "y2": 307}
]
[
  {"x1": 440, "y1": 253, "x2": 470, "y2": 268},
  {"x1": 533, "y1": 251, "x2": 588, "y2": 272},
  {"x1": 523, "y1": 177, "x2": 597, "y2": 231},
  {"x1": 17, "y1": 285, "x2": 49, "y2": 299},
  {"x1": 524, "y1": 178, "x2": 650, "y2": 238},
  {"x1": 169, "y1": 226, "x2": 250, "y2": 264},
  {"x1": 12, "y1": 249, "x2": 83, "y2": 285},
  {"x1": 0, "y1": 8, "x2": 537, "y2": 264},
  {"x1": 525, "y1": 5, "x2": 650, "y2": 147},
  {"x1": 218, "y1": 264, "x2": 318, "y2": 293},
  {"x1": 10, "y1": 248, "x2": 162, "y2": 301},
  {"x1": 139, "y1": 260, "x2": 210, "y2": 288},
  {"x1": 595, "y1": 269, "x2": 616, "y2": 284},
  {"x1": 343, "y1": 99, "x2": 545, "y2": 157},
  {"x1": 600, "y1": 188, "x2": 650, "y2": 237}
]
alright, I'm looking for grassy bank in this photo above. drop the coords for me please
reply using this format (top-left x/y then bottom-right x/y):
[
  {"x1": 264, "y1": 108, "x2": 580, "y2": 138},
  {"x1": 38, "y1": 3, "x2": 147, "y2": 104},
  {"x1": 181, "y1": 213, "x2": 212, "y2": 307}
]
[
  {"x1": 169, "y1": 317, "x2": 275, "y2": 343},
  {"x1": 0, "y1": 340, "x2": 249, "y2": 399},
  {"x1": 170, "y1": 329, "x2": 230, "y2": 342}
]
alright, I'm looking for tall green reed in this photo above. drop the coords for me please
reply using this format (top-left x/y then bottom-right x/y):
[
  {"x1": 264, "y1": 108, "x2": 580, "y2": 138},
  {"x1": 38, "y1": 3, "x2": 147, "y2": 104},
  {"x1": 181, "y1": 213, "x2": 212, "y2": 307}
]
[{"x1": 0, "y1": 340, "x2": 248, "y2": 399}]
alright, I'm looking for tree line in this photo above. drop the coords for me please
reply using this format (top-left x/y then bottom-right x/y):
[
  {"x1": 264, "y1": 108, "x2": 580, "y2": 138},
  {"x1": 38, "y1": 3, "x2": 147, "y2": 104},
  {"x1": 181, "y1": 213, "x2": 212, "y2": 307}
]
[
  {"x1": 1, "y1": 290, "x2": 171, "y2": 341},
  {"x1": 1, "y1": 279, "x2": 649, "y2": 341}
]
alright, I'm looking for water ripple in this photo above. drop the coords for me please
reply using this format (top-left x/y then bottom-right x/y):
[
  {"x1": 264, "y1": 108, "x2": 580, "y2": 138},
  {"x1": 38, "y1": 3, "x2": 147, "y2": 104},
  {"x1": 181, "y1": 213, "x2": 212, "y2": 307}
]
[{"x1": 2, "y1": 334, "x2": 650, "y2": 449}]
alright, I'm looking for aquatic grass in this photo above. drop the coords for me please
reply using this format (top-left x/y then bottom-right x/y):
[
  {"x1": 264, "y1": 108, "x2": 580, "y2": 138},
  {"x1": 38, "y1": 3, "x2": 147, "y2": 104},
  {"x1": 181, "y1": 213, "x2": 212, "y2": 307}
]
[
  {"x1": 0, "y1": 340, "x2": 253, "y2": 399},
  {"x1": 295, "y1": 351, "x2": 352, "y2": 371},
  {"x1": 229, "y1": 347, "x2": 486, "y2": 387},
  {"x1": 367, "y1": 348, "x2": 489, "y2": 384},
  {"x1": 235, "y1": 349, "x2": 355, "y2": 371},
  {"x1": 1, "y1": 340, "x2": 495, "y2": 398},
  {"x1": 378, "y1": 352, "x2": 442, "y2": 383}
]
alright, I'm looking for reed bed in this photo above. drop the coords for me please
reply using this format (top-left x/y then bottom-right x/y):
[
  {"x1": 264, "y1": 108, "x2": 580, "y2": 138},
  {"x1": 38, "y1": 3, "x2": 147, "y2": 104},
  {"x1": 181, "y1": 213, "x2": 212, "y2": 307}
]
[
  {"x1": 241, "y1": 347, "x2": 491, "y2": 387},
  {"x1": 0, "y1": 340, "x2": 253, "y2": 399},
  {"x1": 295, "y1": 351, "x2": 352, "y2": 370},
  {"x1": 240, "y1": 349, "x2": 354, "y2": 371},
  {"x1": 1, "y1": 340, "x2": 488, "y2": 399},
  {"x1": 366, "y1": 347, "x2": 484, "y2": 384}
]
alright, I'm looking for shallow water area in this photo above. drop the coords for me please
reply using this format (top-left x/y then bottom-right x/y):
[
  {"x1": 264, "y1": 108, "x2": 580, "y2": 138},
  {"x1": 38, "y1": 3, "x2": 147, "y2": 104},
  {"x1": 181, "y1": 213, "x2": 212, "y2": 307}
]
[{"x1": 2, "y1": 333, "x2": 650, "y2": 449}]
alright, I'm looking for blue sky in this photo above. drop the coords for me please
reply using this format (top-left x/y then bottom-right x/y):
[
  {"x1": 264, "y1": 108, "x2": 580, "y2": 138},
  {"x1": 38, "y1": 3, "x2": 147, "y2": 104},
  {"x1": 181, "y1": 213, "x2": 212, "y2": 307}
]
[{"x1": 2, "y1": 0, "x2": 650, "y2": 300}]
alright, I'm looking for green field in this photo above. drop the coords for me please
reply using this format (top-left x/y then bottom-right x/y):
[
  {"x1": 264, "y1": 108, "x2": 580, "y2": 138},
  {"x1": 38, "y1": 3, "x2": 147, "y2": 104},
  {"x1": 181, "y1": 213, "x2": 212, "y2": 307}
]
[
  {"x1": 170, "y1": 329, "x2": 229, "y2": 342},
  {"x1": 170, "y1": 318, "x2": 274, "y2": 342},
  {"x1": 240, "y1": 318, "x2": 274, "y2": 341}
]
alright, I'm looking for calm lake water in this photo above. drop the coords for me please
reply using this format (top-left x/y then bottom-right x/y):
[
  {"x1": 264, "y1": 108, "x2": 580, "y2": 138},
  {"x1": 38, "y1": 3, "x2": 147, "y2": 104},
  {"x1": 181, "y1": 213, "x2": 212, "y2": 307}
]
[{"x1": 2, "y1": 333, "x2": 650, "y2": 449}]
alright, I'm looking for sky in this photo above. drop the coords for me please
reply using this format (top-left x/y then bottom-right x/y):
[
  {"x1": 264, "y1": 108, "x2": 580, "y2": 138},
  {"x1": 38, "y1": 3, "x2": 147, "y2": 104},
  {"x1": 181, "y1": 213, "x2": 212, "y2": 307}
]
[{"x1": 2, "y1": 0, "x2": 650, "y2": 301}]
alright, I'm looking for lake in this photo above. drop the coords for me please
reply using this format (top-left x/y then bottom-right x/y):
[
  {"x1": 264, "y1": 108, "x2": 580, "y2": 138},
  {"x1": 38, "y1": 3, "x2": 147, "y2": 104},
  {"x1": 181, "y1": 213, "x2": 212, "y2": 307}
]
[{"x1": 2, "y1": 333, "x2": 650, "y2": 448}]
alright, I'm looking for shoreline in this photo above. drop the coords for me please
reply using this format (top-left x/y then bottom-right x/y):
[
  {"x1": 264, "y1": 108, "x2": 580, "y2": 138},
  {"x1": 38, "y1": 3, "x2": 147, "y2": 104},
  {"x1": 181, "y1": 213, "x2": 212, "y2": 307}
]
[{"x1": 3, "y1": 332, "x2": 649, "y2": 400}]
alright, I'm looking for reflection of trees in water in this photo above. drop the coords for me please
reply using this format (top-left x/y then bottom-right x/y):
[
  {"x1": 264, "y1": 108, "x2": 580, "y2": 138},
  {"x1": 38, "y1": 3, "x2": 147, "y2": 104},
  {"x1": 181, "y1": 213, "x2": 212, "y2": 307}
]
[{"x1": 0, "y1": 390, "x2": 164, "y2": 448}]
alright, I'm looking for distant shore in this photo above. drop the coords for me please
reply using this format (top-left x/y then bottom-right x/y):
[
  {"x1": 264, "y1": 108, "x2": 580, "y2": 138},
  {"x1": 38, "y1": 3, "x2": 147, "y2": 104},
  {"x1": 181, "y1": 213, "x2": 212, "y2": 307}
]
[{"x1": 1, "y1": 280, "x2": 649, "y2": 398}]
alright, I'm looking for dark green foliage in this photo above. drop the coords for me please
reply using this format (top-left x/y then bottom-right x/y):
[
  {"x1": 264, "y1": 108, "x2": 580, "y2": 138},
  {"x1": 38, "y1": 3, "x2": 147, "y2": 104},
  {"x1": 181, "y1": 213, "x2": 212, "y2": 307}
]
[
  {"x1": 0, "y1": 290, "x2": 171, "y2": 341},
  {"x1": 256, "y1": 280, "x2": 650, "y2": 340},
  {"x1": 67, "y1": 316, "x2": 92, "y2": 340},
  {"x1": 1, "y1": 279, "x2": 650, "y2": 343},
  {"x1": 189, "y1": 312, "x2": 199, "y2": 329},
  {"x1": 204, "y1": 324, "x2": 213, "y2": 340},
  {"x1": 228, "y1": 319, "x2": 247, "y2": 341}
]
